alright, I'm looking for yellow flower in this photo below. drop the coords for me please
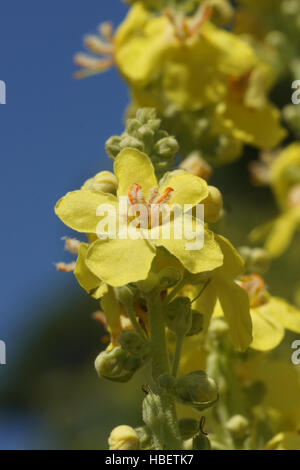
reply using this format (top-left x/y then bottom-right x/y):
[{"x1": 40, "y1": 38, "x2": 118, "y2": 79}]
[
  {"x1": 184, "y1": 235, "x2": 252, "y2": 351},
  {"x1": 215, "y1": 272, "x2": 300, "y2": 352},
  {"x1": 250, "y1": 144, "x2": 300, "y2": 257},
  {"x1": 115, "y1": 4, "x2": 257, "y2": 106},
  {"x1": 240, "y1": 274, "x2": 300, "y2": 351},
  {"x1": 55, "y1": 148, "x2": 223, "y2": 287}
]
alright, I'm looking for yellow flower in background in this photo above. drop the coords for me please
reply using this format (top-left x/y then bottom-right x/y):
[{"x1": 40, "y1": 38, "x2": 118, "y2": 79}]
[
  {"x1": 114, "y1": 3, "x2": 257, "y2": 110},
  {"x1": 237, "y1": 359, "x2": 300, "y2": 434},
  {"x1": 55, "y1": 147, "x2": 223, "y2": 287},
  {"x1": 183, "y1": 235, "x2": 252, "y2": 351},
  {"x1": 236, "y1": 274, "x2": 300, "y2": 351},
  {"x1": 250, "y1": 143, "x2": 300, "y2": 257}
]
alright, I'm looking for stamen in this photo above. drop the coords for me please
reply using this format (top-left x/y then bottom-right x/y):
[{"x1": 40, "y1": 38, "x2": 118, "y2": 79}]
[
  {"x1": 187, "y1": 4, "x2": 213, "y2": 37},
  {"x1": 156, "y1": 187, "x2": 174, "y2": 205},
  {"x1": 237, "y1": 274, "x2": 266, "y2": 308},
  {"x1": 128, "y1": 183, "x2": 145, "y2": 205},
  {"x1": 62, "y1": 236, "x2": 81, "y2": 255},
  {"x1": 84, "y1": 35, "x2": 114, "y2": 55},
  {"x1": 98, "y1": 22, "x2": 114, "y2": 43},
  {"x1": 163, "y1": 9, "x2": 185, "y2": 40},
  {"x1": 55, "y1": 262, "x2": 76, "y2": 272}
]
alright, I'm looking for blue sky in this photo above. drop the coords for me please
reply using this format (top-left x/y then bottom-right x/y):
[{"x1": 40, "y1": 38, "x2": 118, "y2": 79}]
[{"x1": 0, "y1": 1, "x2": 129, "y2": 342}]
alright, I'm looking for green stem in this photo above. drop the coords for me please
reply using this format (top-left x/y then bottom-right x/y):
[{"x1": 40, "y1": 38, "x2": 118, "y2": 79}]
[
  {"x1": 126, "y1": 303, "x2": 148, "y2": 343},
  {"x1": 146, "y1": 293, "x2": 182, "y2": 450},
  {"x1": 165, "y1": 277, "x2": 186, "y2": 304},
  {"x1": 172, "y1": 334, "x2": 184, "y2": 377}
]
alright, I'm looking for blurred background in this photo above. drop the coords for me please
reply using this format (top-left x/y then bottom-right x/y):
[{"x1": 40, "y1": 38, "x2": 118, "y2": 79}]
[{"x1": 0, "y1": 0, "x2": 299, "y2": 449}]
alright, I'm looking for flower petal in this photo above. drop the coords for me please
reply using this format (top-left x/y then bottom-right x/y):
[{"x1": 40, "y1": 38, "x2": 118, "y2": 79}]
[
  {"x1": 267, "y1": 297, "x2": 300, "y2": 334},
  {"x1": 155, "y1": 218, "x2": 223, "y2": 274},
  {"x1": 215, "y1": 279, "x2": 252, "y2": 351},
  {"x1": 264, "y1": 210, "x2": 299, "y2": 257},
  {"x1": 55, "y1": 190, "x2": 118, "y2": 234},
  {"x1": 213, "y1": 235, "x2": 245, "y2": 280},
  {"x1": 74, "y1": 243, "x2": 108, "y2": 299},
  {"x1": 86, "y1": 237, "x2": 156, "y2": 287},
  {"x1": 250, "y1": 305, "x2": 285, "y2": 352},
  {"x1": 160, "y1": 172, "x2": 208, "y2": 210},
  {"x1": 114, "y1": 148, "x2": 157, "y2": 198},
  {"x1": 223, "y1": 100, "x2": 286, "y2": 149}
]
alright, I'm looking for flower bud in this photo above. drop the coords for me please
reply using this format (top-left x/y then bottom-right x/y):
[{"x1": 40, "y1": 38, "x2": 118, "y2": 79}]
[
  {"x1": 225, "y1": 415, "x2": 250, "y2": 441},
  {"x1": 203, "y1": 186, "x2": 223, "y2": 223},
  {"x1": 174, "y1": 371, "x2": 218, "y2": 411},
  {"x1": 95, "y1": 346, "x2": 143, "y2": 382},
  {"x1": 105, "y1": 135, "x2": 122, "y2": 159},
  {"x1": 179, "y1": 152, "x2": 212, "y2": 180},
  {"x1": 186, "y1": 310, "x2": 204, "y2": 336},
  {"x1": 82, "y1": 171, "x2": 118, "y2": 194},
  {"x1": 105, "y1": 108, "x2": 178, "y2": 172},
  {"x1": 165, "y1": 297, "x2": 192, "y2": 336},
  {"x1": 119, "y1": 330, "x2": 150, "y2": 358},
  {"x1": 193, "y1": 433, "x2": 211, "y2": 450},
  {"x1": 154, "y1": 136, "x2": 179, "y2": 161},
  {"x1": 95, "y1": 346, "x2": 127, "y2": 378},
  {"x1": 108, "y1": 425, "x2": 140, "y2": 450},
  {"x1": 158, "y1": 267, "x2": 182, "y2": 289},
  {"x1": 178, "y1": 418, "x2": 199, "y2": 440}
]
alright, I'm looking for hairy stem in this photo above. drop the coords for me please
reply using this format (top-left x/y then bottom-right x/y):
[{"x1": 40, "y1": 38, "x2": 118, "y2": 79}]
[{"x1": 146, "y1": 293, "x2": 182, "y2": 449}]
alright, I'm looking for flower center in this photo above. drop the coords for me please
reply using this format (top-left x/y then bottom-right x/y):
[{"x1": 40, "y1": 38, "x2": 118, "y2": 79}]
[
  {"x1": 236, "y1": 274, "x2": 267, "y2": 308},
  {"x1": 128, "y1": 183, "x2": 174, "y2": 229}
]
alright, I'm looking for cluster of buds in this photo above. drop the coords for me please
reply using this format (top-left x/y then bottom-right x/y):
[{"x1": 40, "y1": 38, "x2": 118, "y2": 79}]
[
  {"x1": 106, "y1": 108, "x2": 179, "y2": 174},
  {"x1": 158, "y1": 370, "x2": 218, "y2": 412}
]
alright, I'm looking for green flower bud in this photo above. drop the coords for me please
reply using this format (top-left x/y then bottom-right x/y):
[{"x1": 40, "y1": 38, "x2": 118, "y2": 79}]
[
  {"x1": 165, "y1": 297, "x2": 192, "y2": 336},
  {"x1": 105, "y1": 136, "x2": 122, "y2": 160},
  {"x1": 158, "y1": 267, "x2": 182, "y2": 290},
  {"x1": 105, "y1": 108, "x2": 179, "y2": 174},
  {"x1": 225, "y1": 415, "x2": 250, "y2": 441},
  {"x1": 108, "y1": 425, "x2": 140, "y2": 450},
  {"x1": 174, "y1": 371, "x2": 218, "y2": 411},
  {"x1": 95, "y1": 346, "x2": 127, "y2": 379},
  {"x1": 154, "y1": 136, "x2": 179, "y2": 161},
  {"x1": 178, "y1": 418, "x2": 199, "y2": 440},
  {"x1": 186, "y1": 310, "x2": 204, "y2": 336},
  {"x1": 193, "y1": 432, "x2": 211, "y2": 450},
  {"x1": 119, "y1": 330, "x2": 150, "y2": 358},
  {"x1": 95, "y1": 346, "x2": 144, "y2": 382},
  {"x1": 82, "y1": 171, "x2": 118, "y2": 194}
]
